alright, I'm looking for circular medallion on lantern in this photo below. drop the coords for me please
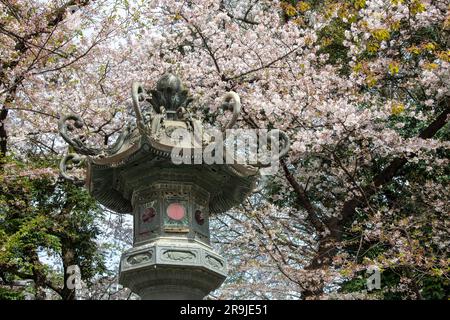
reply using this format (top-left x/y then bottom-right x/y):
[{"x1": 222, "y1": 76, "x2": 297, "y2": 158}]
[
  {"x1": 195, "y1": 209, "x2": 205, "y2": 225},
  {"x1": 142, "y1": 207, "x2": 156, "y2": 223},
  {"x1": 167, "y1": 203, "x2": 186, "y2": 221}
]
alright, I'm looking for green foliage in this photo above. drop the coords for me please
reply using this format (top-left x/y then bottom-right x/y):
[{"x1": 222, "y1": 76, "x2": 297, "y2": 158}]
[
  {"x1": 420, "y1": 276, "x2": 449, "y2": 300},
  {"x1": 0, "y1": 287, "x2": 24, "y2": 300},
  {"x1": 340, "y1": 273, "x2": 367, "y2": 293},
  {"x1": 0, "y1": 156, "x2": 107, "y2": 298},
  {"x1": 317, "y1": 18, "x2": 351, "y2": 70}
]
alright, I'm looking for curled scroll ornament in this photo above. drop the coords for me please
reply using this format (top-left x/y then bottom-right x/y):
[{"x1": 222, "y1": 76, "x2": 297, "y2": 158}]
[
  {"x1": 59, "y1": 153, "x2": 85, "y2": 185},
  {"x1": 213, "y1": 91, "x2": 290, "y2": 167},
  {"x1": 58, "y1": 114, "x2": 130, "y2": 157},
  {"x1": 58, "y1": 114, "x2": 130, "y2": 182}
]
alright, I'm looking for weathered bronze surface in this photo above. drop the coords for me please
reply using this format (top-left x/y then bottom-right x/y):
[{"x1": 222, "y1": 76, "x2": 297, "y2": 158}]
[{"x1": 58, "y1": 74, "x2": 290, "y2": 299}]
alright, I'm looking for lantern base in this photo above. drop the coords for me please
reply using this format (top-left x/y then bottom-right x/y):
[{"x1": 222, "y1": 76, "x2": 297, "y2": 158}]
[{"x1": 119, "y1": 238, "x2": 227, "y2": 300}]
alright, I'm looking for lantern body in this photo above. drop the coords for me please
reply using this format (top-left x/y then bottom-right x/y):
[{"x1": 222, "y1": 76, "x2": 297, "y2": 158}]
[{"x1": 58, "y1": 74, "x2": 289, "y2": 299}]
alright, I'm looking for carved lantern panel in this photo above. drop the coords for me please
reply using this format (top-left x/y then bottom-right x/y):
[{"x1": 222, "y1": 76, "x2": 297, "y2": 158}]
[{"x1": 132, "y1": 182, "x2": 211, "y2": 245}]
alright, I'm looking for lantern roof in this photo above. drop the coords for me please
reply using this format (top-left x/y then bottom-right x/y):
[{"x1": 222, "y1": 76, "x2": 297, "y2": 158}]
[{"x1": 58, "y1": 74, "x2": 289, "y2": 214}]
